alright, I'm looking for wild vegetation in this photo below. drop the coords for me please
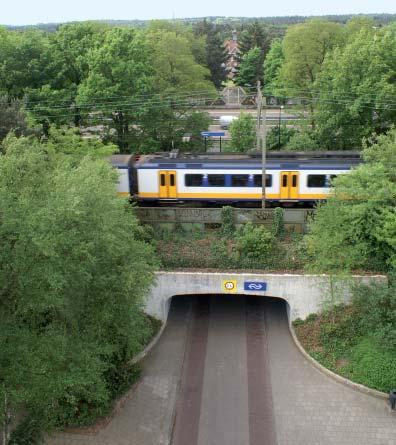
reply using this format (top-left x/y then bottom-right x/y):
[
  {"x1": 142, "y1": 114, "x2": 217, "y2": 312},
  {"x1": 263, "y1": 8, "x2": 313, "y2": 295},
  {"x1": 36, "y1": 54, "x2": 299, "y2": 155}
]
[
  {"x1": 0, "y1": 133, "x2": 159, "y2": 443},
  {"x1": 294, "y1": 129, "x2": 396, "y2": 392}
]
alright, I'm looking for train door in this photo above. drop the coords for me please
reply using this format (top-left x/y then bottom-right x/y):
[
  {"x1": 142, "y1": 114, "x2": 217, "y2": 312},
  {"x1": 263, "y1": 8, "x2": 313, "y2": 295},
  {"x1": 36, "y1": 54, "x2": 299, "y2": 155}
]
[
  {"x1": 158, "y1": 170, "x2": 177, "y2": 198},
  {"x1": 280, "y1": 171, "x2": 299, "y2": 199}
]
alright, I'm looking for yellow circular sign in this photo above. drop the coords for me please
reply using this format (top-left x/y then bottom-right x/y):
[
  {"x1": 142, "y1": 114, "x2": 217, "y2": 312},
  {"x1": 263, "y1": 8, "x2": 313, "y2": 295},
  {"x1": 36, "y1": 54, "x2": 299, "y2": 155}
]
[{"x1": 222, "y1": 279, "x2": 237, "y2": 293}]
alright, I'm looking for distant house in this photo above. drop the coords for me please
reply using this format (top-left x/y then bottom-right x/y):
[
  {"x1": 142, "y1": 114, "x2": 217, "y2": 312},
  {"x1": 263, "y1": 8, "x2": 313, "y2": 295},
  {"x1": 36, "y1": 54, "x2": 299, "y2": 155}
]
[{"x1": 223, "y1": 30, "x2": 240, "y2": 80}]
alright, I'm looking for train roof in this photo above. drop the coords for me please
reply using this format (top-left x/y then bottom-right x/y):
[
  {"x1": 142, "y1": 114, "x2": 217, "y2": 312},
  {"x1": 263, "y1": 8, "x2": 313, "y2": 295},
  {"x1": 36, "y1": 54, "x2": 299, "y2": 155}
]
[
  {"x1": 108, "y1": 154, "x2": 134, "y2": 168},
  {"x1": 132, "y1": 150, "x2": 362, "y2": 170}
]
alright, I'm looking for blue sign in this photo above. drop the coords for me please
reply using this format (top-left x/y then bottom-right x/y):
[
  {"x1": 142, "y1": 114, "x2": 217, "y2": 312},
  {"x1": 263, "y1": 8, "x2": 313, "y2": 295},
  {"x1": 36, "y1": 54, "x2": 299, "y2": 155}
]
[
  {"x1": 244, "y1": 281, "x2": 267, "y2": 291},
  {"x1": 201, "y1": 131, "x2": 226, "y2": 137}
]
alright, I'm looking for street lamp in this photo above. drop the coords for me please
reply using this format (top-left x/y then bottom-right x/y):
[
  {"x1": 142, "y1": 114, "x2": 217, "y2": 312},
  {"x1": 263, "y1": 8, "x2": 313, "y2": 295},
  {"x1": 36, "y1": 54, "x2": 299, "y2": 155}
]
[{"x1": 278, "y1": 105, "x2": 284, "y2": 149}]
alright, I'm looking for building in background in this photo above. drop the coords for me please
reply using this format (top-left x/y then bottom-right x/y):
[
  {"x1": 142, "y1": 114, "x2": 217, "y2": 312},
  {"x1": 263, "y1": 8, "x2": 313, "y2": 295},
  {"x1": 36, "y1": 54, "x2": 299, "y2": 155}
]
[{"x1": 224, "y1": 30, "x2": 240, "y2": 80}]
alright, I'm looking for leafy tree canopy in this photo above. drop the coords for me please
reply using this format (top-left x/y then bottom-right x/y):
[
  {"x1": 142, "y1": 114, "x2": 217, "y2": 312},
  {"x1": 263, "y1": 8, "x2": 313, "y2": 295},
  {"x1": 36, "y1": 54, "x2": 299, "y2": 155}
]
[
  {"x1": 0, "y1": 135, "x2": 157, "y2": 432},
  {"x1": 305, "y1": 128, "x2": 396, "y2": 272},
  {"x1": 279, "y1": 20, "x2": 344, "y2": 125},
  {"x1": 315, "y1": 24, "x2": 396, "y2": 149},
  {"x1": 263, "y1": 38, "x2": 284, "y2": 93},
  {"x1": 235, "y1": 47, "x2": 263, "y2": 87},
  {"x1": 229, "y1": 112, "x2": 256, "y2": 151}
]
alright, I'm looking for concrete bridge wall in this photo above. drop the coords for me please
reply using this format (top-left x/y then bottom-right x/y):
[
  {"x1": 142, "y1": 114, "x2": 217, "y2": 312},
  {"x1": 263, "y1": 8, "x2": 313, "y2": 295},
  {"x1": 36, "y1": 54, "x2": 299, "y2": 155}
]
[{"x1": 144, "y1": 271, "x2": 386, "y2": 322}]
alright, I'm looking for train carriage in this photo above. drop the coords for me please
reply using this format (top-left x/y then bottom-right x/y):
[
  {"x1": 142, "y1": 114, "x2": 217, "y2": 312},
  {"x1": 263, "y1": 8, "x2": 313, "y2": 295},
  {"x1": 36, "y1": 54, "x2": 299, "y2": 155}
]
[{"x1": 111, "y1": 151, "x2": 361, "y2": 206}]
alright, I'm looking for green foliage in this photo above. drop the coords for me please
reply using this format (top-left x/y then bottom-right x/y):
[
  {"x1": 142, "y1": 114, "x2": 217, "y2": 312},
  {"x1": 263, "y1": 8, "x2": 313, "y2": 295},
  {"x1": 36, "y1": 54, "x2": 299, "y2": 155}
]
[
  {"x1": 305, "y1": 128, "x2": 396, "y2": 273},
  {"x1": 8, "y1": 418, "x2": 42, "y2": 445},
  {"x1": 155, "y1": 224, "x2": 305, "y2": 271},
  {"x1": 238, "y1": 20, "x2": 273, "y2": 57},
  {"x1": 235, "y1": 47, "x2": 263, "y2": 87},
  {"x1": 266, "y1": 124, "x2": 296, "y2": 150},
  {"x1": 351, "y1": 280, "x2": 396, "y2": 352},
  {"x1": 346, "y1": 338, "x2": 396, "y2": 392},
  {"x1": 220, "y1": 206, "x2": 235, "y2": 238},
  {"x1": 0, "y1": 136, "x2": 157, "y2": 432},
  {"x1": 285, "y1": 129, "x2": 318, "y2": 151},
  {"x1": 279, "y1": 20, "x2": 344, "y2": 125},
  {"x1": 181, "y1": 112, "x2": 211, "y2": 150},
  {"x1": 0, "y1": 96, "x2": 32, "y2": 143},
  {"x1": 315, "y1": 24, "x2": 396, "y2": 149},
  {"x1": 77, "y1": 28, "x2": 153, "y2": 151},
  {"x1": 263, "y1": 38, "x2": 284, "y2": 93},
  {"x1": 234, "y1": 223, "x2": 276, "y2": 262},
  {"x1": 193, "y1": 20, "x2": 227, "y2": 88},
  {"x1": 272, "y1": 207, "x2": 285, "y2": 239},
  {"x1": 295, "y1": 278, "x2": 396, "y2": 392},
  {"x1": 229, "y1": 112, "x2": 256, "y2": 151}
]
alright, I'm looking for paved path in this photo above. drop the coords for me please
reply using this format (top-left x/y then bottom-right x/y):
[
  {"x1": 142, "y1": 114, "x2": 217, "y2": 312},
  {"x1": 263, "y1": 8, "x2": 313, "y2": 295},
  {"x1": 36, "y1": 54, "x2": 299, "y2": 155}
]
[
  {"x1": 265, "y1": 299, "x2": 396, "y2": 445},
  {"x1": 47, "y1": 295, "x2": 396, "y2": 445}
]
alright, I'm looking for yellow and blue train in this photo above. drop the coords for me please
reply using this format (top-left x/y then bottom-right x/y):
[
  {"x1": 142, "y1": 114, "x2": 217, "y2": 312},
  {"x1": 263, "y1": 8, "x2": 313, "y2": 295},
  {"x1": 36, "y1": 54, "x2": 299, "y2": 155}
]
[{"x1": 110, "y1": 151, "x2": 361, "y2": 206}]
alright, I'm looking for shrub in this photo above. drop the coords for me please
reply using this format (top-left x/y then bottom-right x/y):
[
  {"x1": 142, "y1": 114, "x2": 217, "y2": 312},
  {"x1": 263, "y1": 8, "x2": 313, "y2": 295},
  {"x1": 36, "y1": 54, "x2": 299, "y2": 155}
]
[
  {"x1": 221, "y1": 206, "x2": 235, "y2": 238},
  {"x1": 272, "y1": 207, "x2": 285, "y2": 239},
  {"x1": 235, "y1": 223, "x2": 276, "y2": 262},
  {"x1": 8, "y1": 418, "x2": 42, "y2": 445}
]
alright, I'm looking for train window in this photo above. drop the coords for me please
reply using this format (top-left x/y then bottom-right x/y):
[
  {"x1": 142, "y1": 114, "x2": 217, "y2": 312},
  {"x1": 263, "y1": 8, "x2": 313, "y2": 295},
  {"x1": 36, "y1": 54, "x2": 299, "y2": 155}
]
[
  {"x1": 253, "y1": 174, "x2": 272, "y2": 187},
  {"x1": 282, "y1": 175, "x2": 288, "y2": 187},
  {"x1": 307, "y1": 175, "x2": 326, "y2": 187},
  {"x1": 160, "y1": 174, "x2": 166, "y2": 187},
  {"x1": 208, "y1": 174, "x2": 225, "y2": 187},
  {"x1": 231, "y1": 175, "x2": 249, "y2": 187},
  {"x1": 170, "y1": 174, "x2": 175, "y2": 187},
  {"x1": 292, "y1": 175, "x2": 297, "y2": 187},
  {"x1": 185, "y1": 174, "x2": 203, "y2": 187}
]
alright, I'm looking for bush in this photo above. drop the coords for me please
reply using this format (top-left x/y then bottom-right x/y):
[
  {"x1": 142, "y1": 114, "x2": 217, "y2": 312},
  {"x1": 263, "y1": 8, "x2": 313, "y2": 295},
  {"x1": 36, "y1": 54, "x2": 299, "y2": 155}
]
[
  {"x1": 272, "y1": 207, "x2": 285, "y2": 239},
  {"x1": 8, "y1": 418, "x2": 42, "y2": 445},
  {"x1": 286, "y1": 129, "x2": 318, "y2": 151},
  {"x1": 266, "y1": 124, "x2": 296, "y2": 150},
  {"x1": 351, "y1": 280, "x2": 396, "y2": 352},
  {"x1": 229, "y1": 113, "x2": 256, "y2": 151},
  {"x1": 221, "y1": 206, "x2": 235, "y2": 238},
  {"x1": 235, "y1": 223, "x2": 276, "y2": 262}
]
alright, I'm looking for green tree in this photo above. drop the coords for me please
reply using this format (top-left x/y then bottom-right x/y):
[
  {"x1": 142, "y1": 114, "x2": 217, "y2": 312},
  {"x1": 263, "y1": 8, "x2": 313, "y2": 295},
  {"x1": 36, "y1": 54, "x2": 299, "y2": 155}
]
[
  {"x1": 77, "y1": 28, "x2": 153, "y2": 150},
  {"x1": 285, "y1": 130, "x2": 318, "y2": 151},
  {"x1": 315, "y1": 24, "x2": 396, "y2": 149},
  {"x1": 238, "y1": 21, "x2": 272, "y2": 56},
  {"x1": 27, "y1": 22, "x2": 106, "y2": 128},
  {"x1": 235, "y1": 47, "x2": 263, "y2": 87},
  {"x1": 0, "y1": 136, "x2": 156, "y2": 436},
  {"x1": 279, "y1": 20, "x2": 344, "y2": 126},
  {"x1": 140, "y1": 28, "x2": 216, "y2": 151},
  {"x1": 0, "y1": 96, "x2": 32, "y2": 143},
  {"x1": 194, "y1": 19, "x2": 227, "y2": 88},
  {"x1": 305, "y1": 128, "x2": 396, "y2": 273},
  {"x1": 266, "y1": 124, "x2": 296, "y2": 150},
  {"x1": 0, "y1": 29, "x2": 49, "y2": 98},
  {"x1": 229, "y1": 113, "x2": 256, "y2": 151},
  {"x1": 263, "y1": 38, "x2": 284, "y2": 94}
]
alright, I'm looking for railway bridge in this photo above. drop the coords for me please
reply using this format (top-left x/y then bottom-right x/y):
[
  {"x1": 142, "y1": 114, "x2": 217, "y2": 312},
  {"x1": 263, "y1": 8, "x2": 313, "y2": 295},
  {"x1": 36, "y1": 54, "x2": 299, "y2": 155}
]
[{"x1": 145, "y1": 271, "x2": 385, "y2": 323}]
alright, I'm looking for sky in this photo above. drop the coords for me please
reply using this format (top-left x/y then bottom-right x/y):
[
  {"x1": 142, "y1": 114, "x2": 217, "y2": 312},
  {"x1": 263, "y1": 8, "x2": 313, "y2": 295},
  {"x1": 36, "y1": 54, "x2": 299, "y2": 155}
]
[{"x1": 2, "y1": 0, "x2": 395, "y2": 25}]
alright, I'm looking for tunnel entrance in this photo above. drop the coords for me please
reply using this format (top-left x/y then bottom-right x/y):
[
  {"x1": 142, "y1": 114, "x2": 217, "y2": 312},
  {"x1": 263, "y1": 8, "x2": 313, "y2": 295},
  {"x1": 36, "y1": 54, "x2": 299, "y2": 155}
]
[{"x1": 170, "y1": 294, "x2": 285, "y2": 445}]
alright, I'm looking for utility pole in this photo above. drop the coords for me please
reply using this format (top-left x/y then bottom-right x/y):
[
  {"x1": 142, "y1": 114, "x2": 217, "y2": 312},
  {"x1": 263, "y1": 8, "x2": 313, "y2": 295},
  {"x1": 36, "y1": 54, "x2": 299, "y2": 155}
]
[{"x1": 256, "y1": 81, "x2": 267, "y2": 209}]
